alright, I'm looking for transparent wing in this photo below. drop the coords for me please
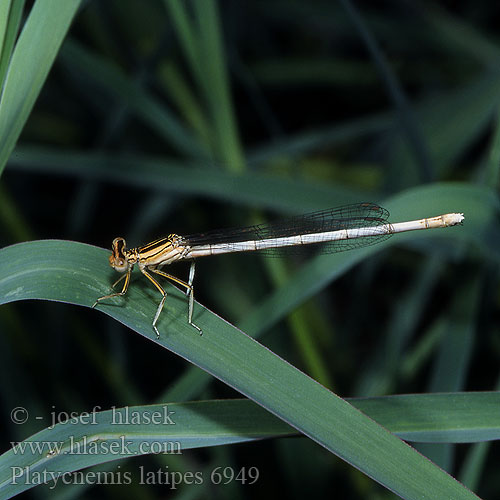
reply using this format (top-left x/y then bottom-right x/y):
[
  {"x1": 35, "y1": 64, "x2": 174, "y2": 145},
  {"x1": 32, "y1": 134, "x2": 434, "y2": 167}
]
[{"x1": 183, "y1": 202, "x2": 392, "y2": 256}]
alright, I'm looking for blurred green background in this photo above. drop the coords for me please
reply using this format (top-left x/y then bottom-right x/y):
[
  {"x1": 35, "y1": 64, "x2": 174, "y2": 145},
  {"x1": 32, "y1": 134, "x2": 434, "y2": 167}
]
[{"x1": 1, "y1": 0, "x2": 500, "y2": 498}]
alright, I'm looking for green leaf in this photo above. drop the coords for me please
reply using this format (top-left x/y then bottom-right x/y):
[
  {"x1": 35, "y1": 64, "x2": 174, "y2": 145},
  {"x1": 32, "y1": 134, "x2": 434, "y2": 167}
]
[
  {"x1": 0, "y1": 239, "x2": 481, "y2": 499},
  {"x1": 0, "y1": 0, "x2": 25, "y2": 89},
  {"x1": 59, "y1": 39, "x2": 206, "y2": 158},
  {"x1": 0, "y1": 394, "x2": 498, "y2": 497},
  {"x1": 0, "y1": 0, "x2": 82, "y2": 175},
  {"x1": 165, "y1": 0, "x2": 245, "y2": 170},
  {"x1": 9, "y1": 146, "x2": 366, "y2": 212},
  {"x1": 0, "y1": 400, "x2": 291, "y2": 498}
]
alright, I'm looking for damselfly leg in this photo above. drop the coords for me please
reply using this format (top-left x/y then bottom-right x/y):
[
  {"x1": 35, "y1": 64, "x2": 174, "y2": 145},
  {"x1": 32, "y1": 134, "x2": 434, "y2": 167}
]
[
  {"x1": 144, "y1": 261, "x2": 202, "y2": 337},
  {"x1": 93, "y1": 258, "x2": 201, "y2": 338},
  {"x1": 92, "y1": 268, "x2": 132, "y2": 308}
]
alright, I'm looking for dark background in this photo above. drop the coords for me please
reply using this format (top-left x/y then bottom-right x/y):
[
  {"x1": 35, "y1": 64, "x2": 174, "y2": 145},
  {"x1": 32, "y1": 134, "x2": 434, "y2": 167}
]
[{"x1": 1, "y1": 1, "x2": 499, "y2": 498}]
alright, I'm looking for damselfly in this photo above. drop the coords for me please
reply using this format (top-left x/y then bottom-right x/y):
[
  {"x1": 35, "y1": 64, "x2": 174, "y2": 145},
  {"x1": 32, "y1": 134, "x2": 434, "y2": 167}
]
[{"x1": 92, "y1": 202, "x2": 464, "y2": 337}]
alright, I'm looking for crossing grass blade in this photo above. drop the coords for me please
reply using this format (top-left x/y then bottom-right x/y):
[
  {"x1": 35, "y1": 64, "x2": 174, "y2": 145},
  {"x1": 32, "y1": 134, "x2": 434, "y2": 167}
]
[
  {"x1": 0, "y1": 393, "x2": 498, "y2": 497},
  {"x1": 0, "y1": 238, "x2": 482, "y2": 499}
]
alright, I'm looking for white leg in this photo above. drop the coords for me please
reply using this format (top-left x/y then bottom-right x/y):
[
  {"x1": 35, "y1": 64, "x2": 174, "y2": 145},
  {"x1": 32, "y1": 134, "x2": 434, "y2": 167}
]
[
  {"x1": 149, "y1": 263, "x2": 202, "y2": 336},
  {"x1": 187, "y1": 261, "x2": 202, "y2": 335}
]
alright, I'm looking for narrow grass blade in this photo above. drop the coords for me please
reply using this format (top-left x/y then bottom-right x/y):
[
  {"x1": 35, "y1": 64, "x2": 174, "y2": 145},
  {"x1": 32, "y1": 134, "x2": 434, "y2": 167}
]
[
  {"x1": 339, "y1": 0, "x2": 432, "y2": 182},
  {"x1": 165, "y1": 0, "x2": 245, "y2": 171},
  {"x1": 8, "y1": 147, "x2": 366, "y2": 212},
  {"x1": 59, "y1": 40, "x2": 205, "y2": 158},
  {"x1": 0, "y1": 0, "x2": 82, "y2": 175},
  {"x1": 0, "y1": 0, "x2": 25, "y2": 90}
]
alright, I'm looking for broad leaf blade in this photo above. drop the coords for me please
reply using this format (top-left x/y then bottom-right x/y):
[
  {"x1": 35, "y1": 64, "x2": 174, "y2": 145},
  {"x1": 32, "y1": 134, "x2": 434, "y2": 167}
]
[{"x1": 0, "y1": 240, "x2": 480, "y2": 499}]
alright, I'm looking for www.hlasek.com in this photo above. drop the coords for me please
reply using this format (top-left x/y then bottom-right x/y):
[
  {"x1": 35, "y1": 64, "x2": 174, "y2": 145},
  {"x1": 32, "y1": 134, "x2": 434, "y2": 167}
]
[
  {"x1": 10, "y1": 466, "x2": 260, "y2": 490},
  {"x1": 10, "y1": 435, "x2": 182, "y2": 457}
]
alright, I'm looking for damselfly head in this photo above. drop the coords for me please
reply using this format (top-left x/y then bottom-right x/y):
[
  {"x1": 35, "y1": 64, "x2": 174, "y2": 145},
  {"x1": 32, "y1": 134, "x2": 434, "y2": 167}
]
[{"x1": 109, "y1": 237, "x2": 129, "y2": 272}]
